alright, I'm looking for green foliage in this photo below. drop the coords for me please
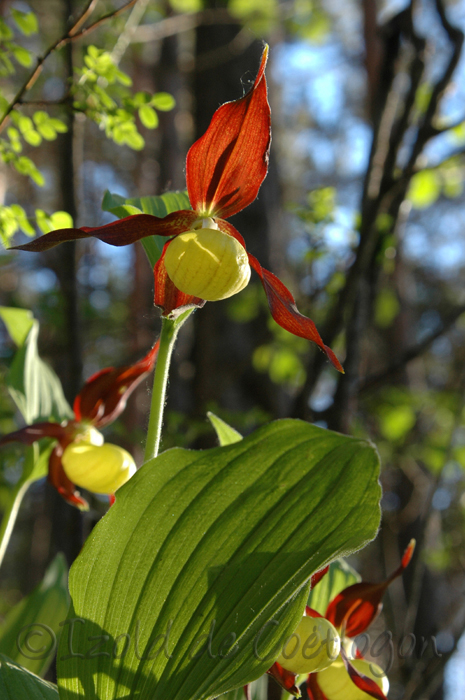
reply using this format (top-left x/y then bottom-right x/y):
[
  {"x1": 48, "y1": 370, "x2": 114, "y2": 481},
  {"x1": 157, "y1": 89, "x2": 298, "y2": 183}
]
[
  {"x1": 291, "y1": 187, "x2": 336, "y2": 226},
  {"x1": 0, "y1": 306, "x2": 72, "y2": 424},
  {"x1": 307, "y1": 559, "x2": 361, "y2": 616},
  {"x1": 0, "y1": 7, "x2": 38, "y2": 76},
  {"x1": 207, "y1": 411, "x2": 243, "y2": 445},
  {"x1": 102, "y1": 190, "x2": 191, "y2": 266},
  {"x1": 375, "y1": 288, "x2": 400, "y2": 328},
  {"x1": 169, "y1": 0, "x2": 203, "y2": 11},
  {"x1": 380, "y1": 404, "x2": 416, "y2": 442},
  {"x1": 408, "y1": 170, "x2": 442, "y2": 209},
  {"x1": 73, "y1": 46, "x2": 175, "y2": 150},
  {"x1": 0, "y1": 205, "x2": 34, "y2": 248},
  {"x1": 0, "y1": 655, "x2": 59, "y2": 699},
  {"x1": 0, "y1": 554, "x2": 68, "y2": 677},
  {"x1": 408, "y1": 159, "x2": 464, "y2": 209},
  {"x1": 58, "y1": 419, "x2": 381, "y2": 700},
  {"x1": 35, "y1": 209, "x2": 73, "y2": 235}
]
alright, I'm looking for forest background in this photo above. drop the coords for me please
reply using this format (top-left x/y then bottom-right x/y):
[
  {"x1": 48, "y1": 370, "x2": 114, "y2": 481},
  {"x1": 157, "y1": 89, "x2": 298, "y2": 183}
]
[{"x1": 1, "y1": 0, "x2": 465, "y2": 698}]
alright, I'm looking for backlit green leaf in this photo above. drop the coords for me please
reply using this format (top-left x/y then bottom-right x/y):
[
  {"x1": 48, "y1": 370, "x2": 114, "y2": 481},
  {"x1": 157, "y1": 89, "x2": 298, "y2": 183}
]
[
  {"x1": 0, "y1": 554, "x2": 68, "y2": 677},
  {"x1": 58, "y1": 419, "x2": 381, "y2": 700},
  {"x1": 0, "y1": 656, "x2": 58, "y2": 699}
]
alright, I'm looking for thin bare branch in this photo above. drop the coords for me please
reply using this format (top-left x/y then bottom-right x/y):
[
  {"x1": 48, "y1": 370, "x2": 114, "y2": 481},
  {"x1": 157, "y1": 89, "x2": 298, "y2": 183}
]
[{"x1": 0, "y1": 0, "x2": 138, "y2": 135}]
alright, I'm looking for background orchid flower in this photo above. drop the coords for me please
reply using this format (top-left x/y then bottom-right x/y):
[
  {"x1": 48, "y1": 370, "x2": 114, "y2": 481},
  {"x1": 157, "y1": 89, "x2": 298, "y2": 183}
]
[
  {"x1": 0, "y1": 342, "x2": 159, "y2": 509},
  {"x1": 11, "y1": 46, "x2": 343, "y2": 373},
  {"x1": 268, "y1": 541, "x2": 415, "y2": 700}
]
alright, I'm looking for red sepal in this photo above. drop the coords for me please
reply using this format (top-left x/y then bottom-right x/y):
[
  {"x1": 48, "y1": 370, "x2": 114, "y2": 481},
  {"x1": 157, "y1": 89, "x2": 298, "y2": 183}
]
[
  {"x1": 243, "y1": 685, "x2": 251, "y2": 700},
  {"x1": 325, "y1": 540, "x2": 415, "y2": 637},
  {"x1": 340, "y1": 648, "x2": 388, "y2": 700},
  {"x1": 186, "y1": 46, "x2": 271, "y2": 219},
  {"x1": 267, "y1": 662, "x2": 301, "y2": 697},
  {"x1": 109, "y1": 494, "x2": 116, "y2": 507},
  {"x1": 305, "y1": 606, "x2": 324, "y2": 618},
  {"x1": 48, "y1": 442, "x2": 88, "y2": 510},
  {"x1": 154, "y1": 240, "x2": 206, "y2": 316},
  {"x1": 307, "y1": 674, "x2": 328, "y2": 700},
  {"x1": 310, "y1": 566, "x2": 329, "y2": 590},
  {"x1": 0, "y1": 422, "x2": 67, "y2": 446},
  {"x1": 74, "y1": 341, "x2": 160, "y2": 428},
  {"x1": 11, "y1": 211, "x2": 198, "y2": 253}
]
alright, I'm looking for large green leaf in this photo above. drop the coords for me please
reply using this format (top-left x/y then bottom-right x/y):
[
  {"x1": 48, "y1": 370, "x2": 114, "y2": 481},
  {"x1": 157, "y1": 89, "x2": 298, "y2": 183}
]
[
  {"x1": 5, "y1": 318, "x2": 72, "y2": 423},
  {"x1": 101, "y1": 190, "x2": 192, "y2": 267},
  {"x1": 57, "y1": 419, "x2": 381, "y2": 700},
  {"x1": 0, "y1": 655, "x2": 59, "y2": 699},
  {"x1": 307, "y1": 558, "x2": 361, "y2": 616},
  {"x1": 0, "y1": 554, "x2": 69, "y2": 677}
]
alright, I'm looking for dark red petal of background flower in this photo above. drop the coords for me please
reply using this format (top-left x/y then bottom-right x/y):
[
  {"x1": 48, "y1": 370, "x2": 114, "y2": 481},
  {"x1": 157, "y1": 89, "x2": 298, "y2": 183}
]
[
  {"x1": 48, "y1": 442, "x2": 88, "y2": 510},
  {"x1": 325, "y1": 540, "x2": 415, "y2": 636},
  {"x1": 153, "y1": 241, "x2": 206, "y2": 316},
  {"x1": 340, "y1": 649, "x2": 388, "y2": 700},
  {"x1": 310, "y1": 566, "x2": 329, "y2": 590},
  {"x1": 307, "y1": 674, "x2": 328, "y2": 700},
  {"x1": 0, "y1": 422, "x2": 67, "y2": 446},
  {"x1": 11, "y1": 211, "x2": 198, "y2": 253},
  {"x1": 186, "y1": 46, "x2": 271, "y2": 220},
  {"x1": 267, "y1": 662, "x2": 300, "y2": 697},
  {"x1": 74, "y1": 342, "x2": 160, "y2": 428}
]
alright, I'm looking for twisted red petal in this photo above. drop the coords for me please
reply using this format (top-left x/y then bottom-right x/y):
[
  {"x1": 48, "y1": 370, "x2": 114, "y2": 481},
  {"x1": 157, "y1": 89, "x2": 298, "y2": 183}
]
[
  {"x1": 154, "y1": 240, "x2": 206, "y2": 317},
  {"x1": 215, "y1": 220, "x2": 343, "y2": 371},
  {"x1": 340, "y1": 649, "x2": 388, "y2": 700},
  {"x1": 0, "y1": 422, "x2": 68, "y2": 446},
  {"x1": 248, "y1": 254, "x2": 343, "y2": 372},
  {"x1": 48, "y1": 442, "x2": 88, "y2": 510},
  {"x1": 11, "y1": 211, "x2": 198, "y2": 253},
  {"x1": 305, "y1": 607, "x2": 324, "y2": 618},
  {"x1": 325, "y1": 540, "x2": 415, "y2": 637},
  {"x1": 74, "y1": 341, "x2": 160, "y2": 428},
  {"x1": 186, "y1": 46, "x2": 271, "y2": 219},
  {"x1": 307, "y1": 674, "x2": 328, "y2": 700},
  {"x1": 267, "y1": 662, "x2": 301, "y2": 697},
  {"x1": 243, "y1": 685, "x2": 251, "y2": 700}
]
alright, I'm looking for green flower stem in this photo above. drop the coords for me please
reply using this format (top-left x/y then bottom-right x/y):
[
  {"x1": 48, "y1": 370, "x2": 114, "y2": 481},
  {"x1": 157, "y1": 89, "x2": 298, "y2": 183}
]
[
  {"x1": 144, "y1": 310, "x2": 192, "y2": 462},
  {"x1": 0, "y1": 478, "x2": 30, "y2": 569}
]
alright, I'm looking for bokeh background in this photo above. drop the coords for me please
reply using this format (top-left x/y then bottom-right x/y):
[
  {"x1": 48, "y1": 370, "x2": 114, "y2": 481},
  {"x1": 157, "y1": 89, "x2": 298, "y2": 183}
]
[{"x1": 2, "y1": 0, "x2": 465, "y2": 697}]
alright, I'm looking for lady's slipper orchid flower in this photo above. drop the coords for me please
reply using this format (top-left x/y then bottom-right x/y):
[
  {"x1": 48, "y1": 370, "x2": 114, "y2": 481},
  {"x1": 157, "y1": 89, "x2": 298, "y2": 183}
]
[
  {"x1": 268, "y1": 541, "x2": 415, "y2": 700},
  {"x1": 11, "y1": 47, "x2": 343, "y2": 373},
  {"x1": 0, "y1": 342, "x2": 159, "y2": 509}
]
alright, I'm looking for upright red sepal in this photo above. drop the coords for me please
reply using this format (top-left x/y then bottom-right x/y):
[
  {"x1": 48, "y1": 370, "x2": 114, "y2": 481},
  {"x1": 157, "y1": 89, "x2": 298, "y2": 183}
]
[
  {"x1": 325, "y1": 540, "x2": 415, "y2": 636},
  {"x1": 186, "y1": 46, "x2": 271, "y2": 219},
  {"x1": 74, "y1": 342, "x2": 160, "y2": 428}
]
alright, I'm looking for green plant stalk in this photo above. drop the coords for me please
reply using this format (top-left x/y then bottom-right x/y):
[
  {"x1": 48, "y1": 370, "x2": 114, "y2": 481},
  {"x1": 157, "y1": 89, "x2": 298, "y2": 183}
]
[
  {"x1": 144, "y1": 310, "x2": 192, "y2": 461},
  {"x1": 0, "y1": 478, "x2": 30, "y2": 569}
]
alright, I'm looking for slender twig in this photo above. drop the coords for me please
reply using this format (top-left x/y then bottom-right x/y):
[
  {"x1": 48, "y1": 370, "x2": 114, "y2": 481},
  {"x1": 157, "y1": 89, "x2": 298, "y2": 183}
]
[
  {"x1": 111, "y1": 0, "x2": 151, "y2": 65},
  {"x1": 0, "y1": 0, "x2": 138, "y2": 135}
]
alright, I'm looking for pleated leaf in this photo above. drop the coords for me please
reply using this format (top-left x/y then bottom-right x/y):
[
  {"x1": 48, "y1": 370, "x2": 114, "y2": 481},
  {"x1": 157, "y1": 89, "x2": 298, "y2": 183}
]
[
  {"x1": 0, "y1": 655, "x2": 59, "y2": 699},
  {"x1": 0, "y1": 554, "x2": 68, "y2": 677},
  {"x1": 57, "y1": 419, "x2": 381, "y2": 700}
]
